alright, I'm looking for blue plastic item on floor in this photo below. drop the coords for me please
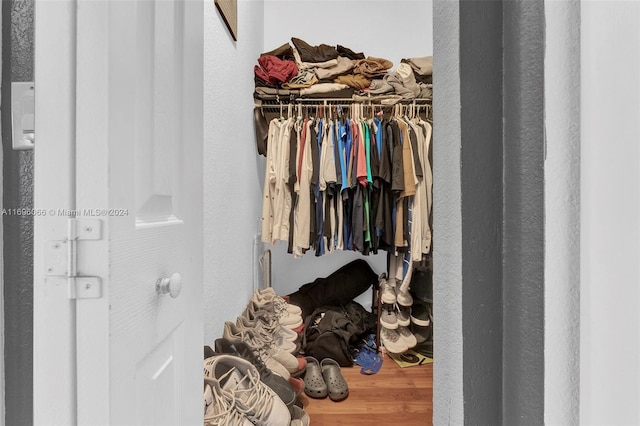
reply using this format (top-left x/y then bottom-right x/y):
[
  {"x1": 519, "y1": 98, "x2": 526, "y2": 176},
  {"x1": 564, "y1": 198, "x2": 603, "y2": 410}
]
[{"x1": 353, "y1": 334, "x2": 383, "y2": 375}]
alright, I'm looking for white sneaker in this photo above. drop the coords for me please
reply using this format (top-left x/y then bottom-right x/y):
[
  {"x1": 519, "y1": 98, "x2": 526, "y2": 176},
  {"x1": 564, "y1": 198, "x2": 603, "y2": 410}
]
[
  {"x1": 240, "y1": 307, "x2": 299, "y2": 343},
  {"x1": 396, "y1": 325, "x2": 418, "y2": 349},
  {"x1": 236, "y1": 316, "x2": 297, "y2": 354},
  {"x1": 289, "y1": 405, "x2": 310, "y2": 426},
  {"x1": 244, "y1": 300, "x2": 303, "y2": 330},
  {"x1": 205, "y1": 355, "x2": 291, "y2": 426},
  {"x1": 253, "y1": 288, "x2": 303, "y2": 316},
  {"x1": 236, "y1": 320, "x2": 302, "y2": 374},
  {"x1": 380, "y1": 327, "x2": 408, "y2": 354},
  {"x1": 222, "y1": 322, "x2": 291, "y2": 380},
  {"x1": 277, "y1": 313, "x2": 303, "y2": 330},
  {"x1": 379, "y1": 274, "x2": 397, "y2": 305},
  {"x1": 203, "y1": 376, "x2": 253, "y2": 426},
  {"x1": 396, "y1": 288, "x2": 414, "y2": 307},
  {"x1": 268, "y1": 345, "x2": 304, "y2": 375}
]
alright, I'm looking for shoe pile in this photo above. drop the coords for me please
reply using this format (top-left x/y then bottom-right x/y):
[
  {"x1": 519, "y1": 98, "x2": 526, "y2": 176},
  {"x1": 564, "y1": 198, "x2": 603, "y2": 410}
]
[
  {"x1": 204, "y1": 287, "x2": 310, "y2": 426},
  {"x1": 378, "y1": 272, "x2": 418, "y2": 354}
]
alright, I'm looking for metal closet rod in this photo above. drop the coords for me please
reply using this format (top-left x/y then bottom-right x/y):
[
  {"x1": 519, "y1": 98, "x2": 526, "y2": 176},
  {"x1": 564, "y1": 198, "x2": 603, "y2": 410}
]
[
  {"x1": 283, "y1": 98, "x2": 430, "y2": 102},
  {"x1": 256, "y1": 98, "x2": 432, "y2": 106}
]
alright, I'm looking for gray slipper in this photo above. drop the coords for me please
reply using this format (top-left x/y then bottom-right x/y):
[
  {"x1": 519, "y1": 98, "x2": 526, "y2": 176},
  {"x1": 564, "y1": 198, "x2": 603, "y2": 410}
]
[
  {"x1": 321, "y1": 358, "x2": 349, "y2": 401},
  {"x1": 303, "y1": 356, "x2": 327, "y2": 398}
]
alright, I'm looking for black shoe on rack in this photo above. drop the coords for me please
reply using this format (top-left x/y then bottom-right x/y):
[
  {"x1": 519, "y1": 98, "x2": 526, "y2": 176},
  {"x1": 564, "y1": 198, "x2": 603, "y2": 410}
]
[
  {"x1": 213, "y1": 338, "x2": 297, "y2": 408},
  {"x1": 410, "y1": 302, "x2": 432, "y2": 327}
]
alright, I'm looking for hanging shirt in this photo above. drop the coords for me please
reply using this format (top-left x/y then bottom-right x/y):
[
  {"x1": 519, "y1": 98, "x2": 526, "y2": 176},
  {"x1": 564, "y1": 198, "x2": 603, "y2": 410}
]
[
  {"x1": 354, "y1": 120, "x2": 368, "y2": 187},
  {"x1": 407, "y1": 120, "x2": 425, "y2": 261},
  {"x1": 397, "y1": 118, "x2": 417, "y2": 198},
  {"x1": 345, "y1": 118, "x2": 354, "y2": 190},
  {"x1": 261, "y1": 117, "x2": 294, "y2": 244},
  {"x1": 332, "y1": 121, "x2": 343, "y2": 188},
  {"x1": 419, "y1": 119, "x2": 433, "y2": 253},
  {"x1": 338, "y1": 120, "x2": 349, "y2": 192},
  {"x1": 373, "y1": 117, "x2": 383, "y2": 162},
  {"x1": 363, "y1": 121, "x2": 373, "y2": 184},
  {"x1": 273, "y1": 119, "x2": 294, "y2": 243},
  {"x1": 389, "y1": 120, "x2": 405, "y2": 193},
  {"x1": 293, "y1": 118, "x2": 314, "y2": 257},
  {"x1": 314, "y1": 119, "x2": 325, "y2": 256}
]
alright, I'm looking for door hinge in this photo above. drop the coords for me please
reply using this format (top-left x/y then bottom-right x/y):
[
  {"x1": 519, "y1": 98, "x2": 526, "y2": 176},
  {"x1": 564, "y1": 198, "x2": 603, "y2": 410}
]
[{"x1": 45, "y1": 218, "x2": 103, "y2": 299}]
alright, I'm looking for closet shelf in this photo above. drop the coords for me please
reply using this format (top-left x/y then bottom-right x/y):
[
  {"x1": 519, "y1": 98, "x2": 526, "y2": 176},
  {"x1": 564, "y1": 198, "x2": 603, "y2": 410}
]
[{"x1": 254, "y1": 96, "x2": 432, "y2": 107}]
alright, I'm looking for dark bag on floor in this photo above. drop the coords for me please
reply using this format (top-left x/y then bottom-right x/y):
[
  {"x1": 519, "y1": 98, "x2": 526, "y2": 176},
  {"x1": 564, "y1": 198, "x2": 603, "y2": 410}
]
[
  {"x1": 302, "y1": 301, "x2": 376, "y2": 367},
  {"x1": 287, "y1": 259, "x2": 377, "y2": 318}
]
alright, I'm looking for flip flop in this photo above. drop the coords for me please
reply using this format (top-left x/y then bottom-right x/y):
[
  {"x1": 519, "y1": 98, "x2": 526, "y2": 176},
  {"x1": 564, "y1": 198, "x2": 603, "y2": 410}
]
[
  {"x1": 303, "y1": 356, "x2": 327, "y2": 398},
  {"x1": 320, "y1": 358, "x2": 349, "y2": 401}
]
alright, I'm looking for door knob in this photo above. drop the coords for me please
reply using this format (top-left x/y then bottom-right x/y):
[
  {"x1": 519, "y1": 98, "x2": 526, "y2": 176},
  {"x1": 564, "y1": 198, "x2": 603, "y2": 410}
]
[{"x1": 156, "y1": 273, "x2": 182, "y2": 298}]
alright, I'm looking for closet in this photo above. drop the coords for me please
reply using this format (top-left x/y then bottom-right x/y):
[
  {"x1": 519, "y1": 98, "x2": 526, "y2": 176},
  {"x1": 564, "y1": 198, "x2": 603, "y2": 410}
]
[
  {"x1": 249, "y1": 31, "x2": 434, "y2": 418},
  {"x1": 204, "y1": 2, "x2": 435, "y2": 425}
]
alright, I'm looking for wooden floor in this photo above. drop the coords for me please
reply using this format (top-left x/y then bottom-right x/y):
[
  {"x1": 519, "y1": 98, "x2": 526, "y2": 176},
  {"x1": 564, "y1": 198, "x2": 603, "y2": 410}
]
[{"x1": 299, "y1": 357, "x2": 433, "y2": 426}]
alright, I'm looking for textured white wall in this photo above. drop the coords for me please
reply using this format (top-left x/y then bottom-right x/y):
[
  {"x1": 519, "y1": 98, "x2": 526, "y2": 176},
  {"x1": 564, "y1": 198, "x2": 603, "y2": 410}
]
[
  {"x1": 580, "y1": 1, "x2": 640, "y2": 424},
  {"x1": 544, "y1": 1, "x2": 581, "y2": 424},
  {"x1": 432, "y1": 1, "x2": 464, "y2": 424},
  {"x1": 262, "y1": 0, "x2": 433, "y2": 299},
  {"x1": 264, "y1": 0, "x2": 433, "y2": 72},
  {"x1": 203, "y1": 0, "x2": 265, "y2": 344}
]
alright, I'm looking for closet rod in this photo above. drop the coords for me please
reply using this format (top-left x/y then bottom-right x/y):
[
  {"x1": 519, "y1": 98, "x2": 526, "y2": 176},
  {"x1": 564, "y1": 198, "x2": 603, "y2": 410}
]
[
  {"x1": 255, "y1": 98, "x2": 432, "y2": 106},
  {"x1": 292, "y1": 98, "x2": 432, "y2": 103}
]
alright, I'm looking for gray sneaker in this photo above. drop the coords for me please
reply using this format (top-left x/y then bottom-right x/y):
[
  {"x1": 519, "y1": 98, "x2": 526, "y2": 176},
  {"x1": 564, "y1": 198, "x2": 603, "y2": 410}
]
[
  {"x1": 396, "y1": 288, "x2": 413, "y2": 307},
  {"x1": 397, "y1": 325, "x2": 418, "y2": 349},
  {"x1": 380, "y1": 307, "x2": 398, "y2": 329},
  {"x1": 205, "y1": 354, "x2": 292, "y2": 425},
  {"x1": 397, "y1": 305, "x2": 411, "y2": 326},
  {"x1": 203, "y1": 377, "x2": 253, "y2": 426},
  {"x1": 380, "y1": 327, "x2": 408, "y2": 354},
  {"x1": 289, "y1": 405, "x2": 310, "y2": 426},
  {"x1": 379, "y1": 274, "x2": 397, "y2": 304}
]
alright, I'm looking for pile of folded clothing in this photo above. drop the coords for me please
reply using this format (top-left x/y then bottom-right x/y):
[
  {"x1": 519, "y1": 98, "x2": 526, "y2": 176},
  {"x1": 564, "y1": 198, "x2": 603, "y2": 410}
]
[{"x1": 253, "y1": 37, "x2": 432, "y2": 102}]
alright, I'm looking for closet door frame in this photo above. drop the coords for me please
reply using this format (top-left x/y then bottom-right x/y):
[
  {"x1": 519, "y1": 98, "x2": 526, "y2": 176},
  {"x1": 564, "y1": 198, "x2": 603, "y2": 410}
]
[{"x1": 432, "y1": 0, "x2": 580, "y2": 424}]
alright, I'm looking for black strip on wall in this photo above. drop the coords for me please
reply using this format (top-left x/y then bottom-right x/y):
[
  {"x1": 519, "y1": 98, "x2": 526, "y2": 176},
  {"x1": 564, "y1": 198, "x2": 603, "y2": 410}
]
[
  {"x1": 459, "y1": 1, "x2": 505, "y2": 424},
  {"x1": 2, "y1": 1, "x2": 35, "y2": 425},
  {"x1": 502, "y1": 0, "x2": 545, "y2": 423}
]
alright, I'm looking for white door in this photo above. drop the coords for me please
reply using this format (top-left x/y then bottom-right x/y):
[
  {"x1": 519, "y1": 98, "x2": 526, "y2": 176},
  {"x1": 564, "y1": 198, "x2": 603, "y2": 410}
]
[{"x1": 33, "y1": 1, "x2": 204, "y2": 425}]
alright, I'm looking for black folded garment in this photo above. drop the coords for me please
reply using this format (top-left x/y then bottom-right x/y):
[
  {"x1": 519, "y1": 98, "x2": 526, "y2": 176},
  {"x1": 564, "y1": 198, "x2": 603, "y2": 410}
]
[
  {"x1": 287, "y1": 259, "x2": 377, "y2": 319},
  {"x1": 291, "y1": 37, "x2": 339, "y2": 63},
  {"x1": 255, "y1": 74, "x2": 277, "y2": 89},
  {"x1": 337, "y1": 44, "x2": 365, "y2": 60},
  {"x1": 261, "y1": 42, "x2": 295, "y2": 61}
]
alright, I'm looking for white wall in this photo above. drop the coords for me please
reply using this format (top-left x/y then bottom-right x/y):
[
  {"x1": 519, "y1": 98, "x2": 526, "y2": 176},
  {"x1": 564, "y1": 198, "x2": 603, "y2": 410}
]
[
  {"x1": 544, "y1": 1, "x2": 580, "y2": 424},
  {"x1": 264, "y1": 0, "x2": 433, "y2": 73},
  {"x1": 203, "y1": 0, "x2": 265, "y2": 343},
  {"x1": 431, "y1": 0, "x2": 464, "y2": 423},
  {"x1": 581, "y1": 1, "x2": 640, "y2": 424},
  {"x1": 262, "y1": 0, "x2": 433, "y2": 299}
]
